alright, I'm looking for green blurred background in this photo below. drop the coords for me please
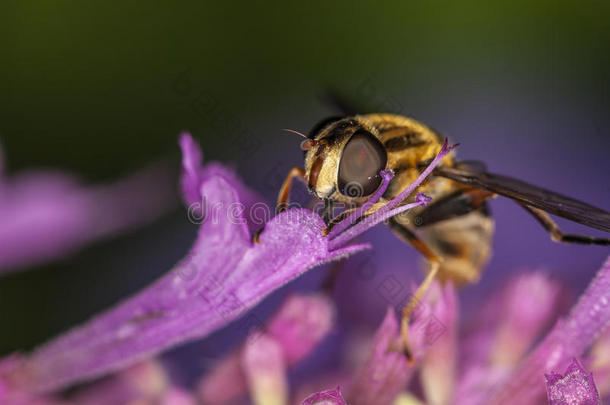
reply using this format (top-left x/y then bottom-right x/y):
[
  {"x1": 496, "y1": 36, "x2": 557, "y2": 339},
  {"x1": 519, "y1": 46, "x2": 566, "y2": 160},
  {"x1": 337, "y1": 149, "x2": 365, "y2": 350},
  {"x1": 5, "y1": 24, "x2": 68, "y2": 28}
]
[{"x1": 1, "y1": 1, "x2": 609, "y2": 355}]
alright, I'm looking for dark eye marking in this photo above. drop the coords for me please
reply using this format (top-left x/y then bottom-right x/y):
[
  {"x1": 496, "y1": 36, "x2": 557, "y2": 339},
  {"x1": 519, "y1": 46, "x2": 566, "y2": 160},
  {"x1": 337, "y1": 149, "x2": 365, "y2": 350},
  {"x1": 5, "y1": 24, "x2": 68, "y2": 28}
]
[
  {"x1": 383, "y1": 131, "x2": 427, "y2": 151},
  {"x1": 338, "y1": 130, "x2": 387, "y2": 197}
]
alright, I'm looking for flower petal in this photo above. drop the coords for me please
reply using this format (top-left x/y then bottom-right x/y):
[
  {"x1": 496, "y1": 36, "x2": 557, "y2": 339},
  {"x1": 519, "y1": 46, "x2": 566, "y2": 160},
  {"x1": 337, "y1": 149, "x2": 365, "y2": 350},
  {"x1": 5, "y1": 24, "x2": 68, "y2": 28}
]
[
  {"x1": 267, "y1": 293, "x2": 335, "y2": 364},
  {"x1": 68, "y1": 359, "x2": 168, "y2": 405},
  {"x1": 196, "y1": 351, "x2": 246, "y2": 404},
  {"x1": 346, "y1": 309, "x2": 411, "y2": 405},
  {"x1": 0, "y1": 164, "x2": 174, "y2": 274},
  {"x1": 198, "y1": 293, "x2": 336, "y2": 404},
  {"x1": 418, "y1": 282, "x2": 458, "y2": 405},
  {"x1": 488, "y1": 255, "x2": 610, "y2": 404},
  {"x1": 6, "y1": 134, "x2": 447, "y2": 394},
  {"x1": 591, "y1": 328, "x2": 610, "y2": 398},
  {"x1": 394, "y1": 392, "x2": 426, "y2": 405},
  {"x1": 179, "y1": 132, "x2": 265, "y2": 232},
  {"x1": 456, "y1": 272, "x2": 564, "y2": 404},
  {"x1": 8, "y1": 173, "x2": 365, "y2": 394},
  {"x1": 490, "y1": 272, "x2": 564, "y2": 365},
  {"x1": 242, "y1": 334, "x2": 288, "y2": 405},
  {"x1": 301, "y1": 387, "x2": 348, "y2": 405},
  {"x1": 545, "y1": 359, "x2": 600, "y2": 405}
]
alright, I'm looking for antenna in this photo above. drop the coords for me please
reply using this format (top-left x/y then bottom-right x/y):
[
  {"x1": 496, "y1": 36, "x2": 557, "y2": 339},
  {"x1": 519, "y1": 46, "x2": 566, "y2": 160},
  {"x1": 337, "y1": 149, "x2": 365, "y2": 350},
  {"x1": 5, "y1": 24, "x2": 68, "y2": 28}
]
[{"x1": 281, "y1": 128, "x2": 308, "y2": 139}]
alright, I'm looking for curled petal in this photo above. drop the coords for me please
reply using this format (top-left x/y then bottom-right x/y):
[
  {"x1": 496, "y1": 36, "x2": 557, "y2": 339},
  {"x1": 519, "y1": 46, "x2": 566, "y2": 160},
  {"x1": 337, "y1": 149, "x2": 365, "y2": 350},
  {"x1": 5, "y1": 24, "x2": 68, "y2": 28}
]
[
  {"x1": 545, "y1": 359, "x2": 600, "y2": 405},
  {"x1": 179, "y1": 133, "x2": 264, "y2": 232},
  {"x1": 301, "y1": 387, "x2": 348, "y2": 405},
  {"x1": 178, "y1": 132, "x2": 205, "y2": 206}
]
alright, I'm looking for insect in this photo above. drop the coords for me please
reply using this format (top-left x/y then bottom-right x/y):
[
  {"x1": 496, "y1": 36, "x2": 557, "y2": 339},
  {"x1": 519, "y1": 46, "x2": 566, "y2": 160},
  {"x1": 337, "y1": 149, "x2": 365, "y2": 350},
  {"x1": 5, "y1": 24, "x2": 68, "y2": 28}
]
[{"x1": 277, "y1": 112, "x2": 610, "y2": 354}]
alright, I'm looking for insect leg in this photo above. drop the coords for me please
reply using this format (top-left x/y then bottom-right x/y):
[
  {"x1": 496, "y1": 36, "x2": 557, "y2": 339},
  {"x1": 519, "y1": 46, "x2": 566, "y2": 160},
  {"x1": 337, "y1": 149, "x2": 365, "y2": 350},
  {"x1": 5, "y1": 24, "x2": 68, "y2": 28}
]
[
  {"x1": 276, "y1": 167, "x2": 306, "y2": 212},
  {"x1": 323, "y1": 207, "x2": 358, "y2": 234},
  {"x1": 401, "y1": 261, "x2": 441, "y2": 362},
  {"x1": 519, "y1": 204, "x2": 610, "y2": 246},
  {"x1": 387, "y1": 218, "x2": 442, "y2": 263},
  {"x1": 322, "y1": 199, "x2": 335, "y2": 224},
  {"x1": 252, "y1": 167, "x2": 306, "y2": 244},
  {"x1": 387, "y1": 218, "x2": 443, "y2": 360},
  {"x1": 324, "y1": 201, "x2": 388, "y2": 235}
]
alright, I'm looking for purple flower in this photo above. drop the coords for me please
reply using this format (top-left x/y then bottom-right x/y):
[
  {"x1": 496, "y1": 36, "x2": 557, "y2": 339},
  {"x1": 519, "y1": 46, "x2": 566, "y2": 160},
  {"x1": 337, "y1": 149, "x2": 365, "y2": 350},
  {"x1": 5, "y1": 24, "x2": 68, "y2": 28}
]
[
  {"x1": 2, "y1": 134, "x2": 447, "y2": 395},
  {"x1": 418, "y1": 282, "x2": 458, "y2": 405},
  {"x1": 345, "y1": 309, "x2": 412, "y2": 405},
  {"x1": 456, "y1": 272, "x2": 565, "y2": 403},
  {"x1": 4, "y1": 132, "x2": 609, "y2": 405},
  {"x1": 243, "y1": 333, "x2": 289, "y2": 405},
  {"x1": 0, "y1": 141, "x2": 174, "y2": 274},
  {"x1": 591, "y1": 328, "x2": 610, "y2": 398},
  {"x1": 305, "y1": 259, "x2": 610, "y2": 405},
  {"x1": 65, "y1": 359, "x2": 169, "y2": 405},
  {"x1": 487, "y1": 256, "x2": 610, "y2": 404},
  {"x1": 545, "y1": 359, "x2": 600, "y2": 405},
  {"x1": 197, "y1": 293, "x2": 335, "y2": 404}
]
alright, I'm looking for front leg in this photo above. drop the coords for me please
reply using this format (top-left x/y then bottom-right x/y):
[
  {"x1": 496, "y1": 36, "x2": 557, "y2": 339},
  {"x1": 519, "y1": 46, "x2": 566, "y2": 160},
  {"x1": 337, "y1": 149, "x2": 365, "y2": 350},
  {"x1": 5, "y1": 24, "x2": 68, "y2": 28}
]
[
  {"x1": 253, "y1": 167, "x2": 305, "y2": 245},
  {"x1": 276, "y1": 167, "x2": 306, "y2": 213}
]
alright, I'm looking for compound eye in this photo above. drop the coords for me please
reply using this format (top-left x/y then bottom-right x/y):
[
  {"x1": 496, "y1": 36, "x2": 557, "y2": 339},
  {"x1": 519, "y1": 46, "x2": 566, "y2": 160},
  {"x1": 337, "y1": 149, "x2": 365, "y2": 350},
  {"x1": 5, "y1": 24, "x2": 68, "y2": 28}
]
[{"x1": 338, "y1": 130, "x2": 387, "y2": 197}]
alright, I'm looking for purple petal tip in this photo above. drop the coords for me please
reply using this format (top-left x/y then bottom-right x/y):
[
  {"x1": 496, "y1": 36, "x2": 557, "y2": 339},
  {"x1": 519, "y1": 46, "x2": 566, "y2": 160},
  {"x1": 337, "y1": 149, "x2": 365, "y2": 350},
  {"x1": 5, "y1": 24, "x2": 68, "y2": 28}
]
[
  {"x1": 380, "y1": 169, "x2": 395, "y2": 181},
  {"x1": 546, "y1": 359, "x2": 600, "y2": 405},
  {"x1": 302, "y1": 387, "x2": 347, "y2": 405},
  {"x1": 416, "y1": 192, "x2": 432, "y2": 206}
]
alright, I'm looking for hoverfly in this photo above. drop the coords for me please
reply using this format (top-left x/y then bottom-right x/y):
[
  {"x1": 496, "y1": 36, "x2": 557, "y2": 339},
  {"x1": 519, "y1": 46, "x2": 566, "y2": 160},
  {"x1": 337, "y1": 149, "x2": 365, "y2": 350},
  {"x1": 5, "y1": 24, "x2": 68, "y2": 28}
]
[{"x1": 276, "y1": 111, "x2": 610, "y2": 352}]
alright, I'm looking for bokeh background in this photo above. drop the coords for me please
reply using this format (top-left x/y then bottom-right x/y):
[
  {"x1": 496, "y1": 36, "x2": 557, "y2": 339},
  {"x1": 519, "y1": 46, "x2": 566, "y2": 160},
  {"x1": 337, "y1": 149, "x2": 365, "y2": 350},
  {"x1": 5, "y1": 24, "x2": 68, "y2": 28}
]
[{"x1": 1, "y1": 0, "x2": 609, "y2": 385}]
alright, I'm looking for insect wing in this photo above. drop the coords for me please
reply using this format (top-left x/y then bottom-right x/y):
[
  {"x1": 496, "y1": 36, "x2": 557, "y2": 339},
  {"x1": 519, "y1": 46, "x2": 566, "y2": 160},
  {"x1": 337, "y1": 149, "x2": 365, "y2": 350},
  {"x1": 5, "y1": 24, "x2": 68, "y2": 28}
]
[{"x1": 434, "y1": 165, "x2": 610, "y2": 232}]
